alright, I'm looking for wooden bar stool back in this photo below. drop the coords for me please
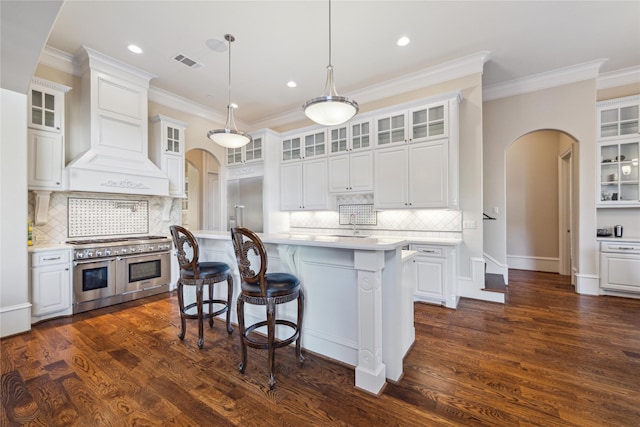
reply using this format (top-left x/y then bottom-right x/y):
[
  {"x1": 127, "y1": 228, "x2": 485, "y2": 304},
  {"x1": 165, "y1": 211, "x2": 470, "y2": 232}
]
[
  {"x1": 170, "y1": 225, "x2": 233, "y2": 348},
  {"x1": 230, "y1": 226, "x2": 304, "y2": 389}
]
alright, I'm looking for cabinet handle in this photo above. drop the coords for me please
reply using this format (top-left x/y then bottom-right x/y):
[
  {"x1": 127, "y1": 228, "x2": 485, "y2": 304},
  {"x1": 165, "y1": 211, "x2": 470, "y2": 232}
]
[
  {"x1": 421, "y1": 250, "x2": 437, "y2": 253},
  {"x1": 43, "y1": 256, "x2": 61, "y2": 261}
]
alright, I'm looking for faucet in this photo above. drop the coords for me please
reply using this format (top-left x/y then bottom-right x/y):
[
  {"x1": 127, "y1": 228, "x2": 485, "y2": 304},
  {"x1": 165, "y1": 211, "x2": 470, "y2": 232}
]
[{"x1": 349, "y1": 214, "x2": 358, "y2": 235}]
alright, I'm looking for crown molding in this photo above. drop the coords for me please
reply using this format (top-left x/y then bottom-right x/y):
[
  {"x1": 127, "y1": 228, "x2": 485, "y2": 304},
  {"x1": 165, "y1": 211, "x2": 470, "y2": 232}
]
[
  {"x1": 147, "y1": 87, "x2": 229, "y2": 125},
  {"x1": 483, "y1": 59, "x2": 608, "y2": 101},
  {"x1": 251, "y1": 51, "x2": 491, "y2": 130},
  {"x1": 596, "y1": 66, "x2": 640, "y2": 90}
]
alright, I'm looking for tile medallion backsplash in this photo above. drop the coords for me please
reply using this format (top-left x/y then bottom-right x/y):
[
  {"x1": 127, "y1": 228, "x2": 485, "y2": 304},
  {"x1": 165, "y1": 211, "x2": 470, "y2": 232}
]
[{"x1": 28, "y1": 192, "x2": 182, "y2": 244}]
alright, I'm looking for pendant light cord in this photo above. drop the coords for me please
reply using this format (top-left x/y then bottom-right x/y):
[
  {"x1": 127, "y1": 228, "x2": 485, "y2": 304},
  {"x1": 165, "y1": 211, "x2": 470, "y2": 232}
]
[
  {"x1": 328, "y1": 0, "x2": 332, "y2": 67},
  {"x1": 227, "y1": 35, "x2": 232, "y2": 108}
]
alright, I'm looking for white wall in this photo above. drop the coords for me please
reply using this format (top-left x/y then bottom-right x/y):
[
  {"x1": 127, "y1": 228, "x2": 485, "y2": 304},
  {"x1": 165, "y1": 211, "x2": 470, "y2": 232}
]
[
  {"x1": 483, "y1": 80, "x2": 598, "y2": 292},
  {"x1": 0, "y1": 89, "x2": 31, "y2": 336}
]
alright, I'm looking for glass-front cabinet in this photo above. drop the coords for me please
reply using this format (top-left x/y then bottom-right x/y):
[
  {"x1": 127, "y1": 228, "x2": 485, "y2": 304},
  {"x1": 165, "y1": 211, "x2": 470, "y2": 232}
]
[
  {"x1": 598, "y1": 140, "x2": 640, "y2": 206},
  {"x1": 227, "y1": 135, "x2": 262, "y2": 165},
  {"x1": 281, "y1": 130, "x2": 326, "y2": 162},
  {"x1": 598, "y1": 96, "x2": 640, "y2": 140},
  {"x1": 597, "y1": 96, "x2": 640, "y2": 207}
]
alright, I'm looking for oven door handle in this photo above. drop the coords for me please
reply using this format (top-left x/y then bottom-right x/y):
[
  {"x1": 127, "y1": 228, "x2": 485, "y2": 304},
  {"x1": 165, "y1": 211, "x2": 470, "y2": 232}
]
[
  {"x1": 73, "y1": 258, "x2": 115, "y2": 267},
  {"x1": 116, "y1": 251, "x2": 171, "y2": 262}
]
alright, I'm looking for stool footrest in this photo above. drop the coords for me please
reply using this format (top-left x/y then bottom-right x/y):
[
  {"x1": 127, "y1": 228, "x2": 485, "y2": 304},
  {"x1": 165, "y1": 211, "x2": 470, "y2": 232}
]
[{"x1": 242, "y1": 319, "x2": 300, "y2": 350}]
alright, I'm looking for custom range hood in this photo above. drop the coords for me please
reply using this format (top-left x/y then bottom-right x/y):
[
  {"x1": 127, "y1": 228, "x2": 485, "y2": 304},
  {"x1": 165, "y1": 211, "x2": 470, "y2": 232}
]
[{"x1": 65, "y1": 46, "x2": 169, "y2": 196}]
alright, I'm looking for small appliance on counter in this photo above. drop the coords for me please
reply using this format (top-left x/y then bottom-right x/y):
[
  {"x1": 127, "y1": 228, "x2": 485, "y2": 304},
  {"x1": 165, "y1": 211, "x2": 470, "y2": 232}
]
[
  {"x1": 614, "y1": 225, "x2": 624, "y2": 238},
  {"x1": 597, "y1": 228, "x2": 612, "y2": 237}
]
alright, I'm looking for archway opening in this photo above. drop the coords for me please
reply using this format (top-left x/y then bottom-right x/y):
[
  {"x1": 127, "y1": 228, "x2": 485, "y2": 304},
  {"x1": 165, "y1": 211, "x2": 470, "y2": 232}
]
[
  {"x1": 505, "y1": 129, "x2": 578, "y2": 280},
  {"x1": 184, "y1": 148, "x2": 222, "y2": 230}
]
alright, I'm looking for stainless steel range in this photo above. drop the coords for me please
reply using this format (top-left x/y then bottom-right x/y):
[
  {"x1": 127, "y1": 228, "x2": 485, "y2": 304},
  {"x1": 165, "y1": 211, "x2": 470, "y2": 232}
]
[{"x1": 68, "y1": 235, "x2": 172, "y2": 313}]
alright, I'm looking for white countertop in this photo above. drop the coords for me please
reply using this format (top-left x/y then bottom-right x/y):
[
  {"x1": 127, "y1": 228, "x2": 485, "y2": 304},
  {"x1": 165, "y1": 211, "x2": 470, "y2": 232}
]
[
  {"x1": 28, "y1": 242, "x2": 72, "y2": 252},
  {"x1": 597, "y1": 236, "x2": 640, "y2": 243},
  {"x1": 193, "y1": 230, "x2": 462, "y2": 251}
]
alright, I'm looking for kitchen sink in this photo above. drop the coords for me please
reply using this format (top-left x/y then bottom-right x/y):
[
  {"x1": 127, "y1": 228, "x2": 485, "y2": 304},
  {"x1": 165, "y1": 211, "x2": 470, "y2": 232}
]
[{"x1": 328, "y1": 234, "x2": 372, "y2": 239}]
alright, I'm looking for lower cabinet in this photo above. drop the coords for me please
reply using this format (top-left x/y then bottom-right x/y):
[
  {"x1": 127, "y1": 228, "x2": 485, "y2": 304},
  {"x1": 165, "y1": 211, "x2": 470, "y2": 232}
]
[
  {"x1": 600, "y1": 242, "x2": 640, "y2": 294},
  {"x1": 30, "y1": 247, "x2": 73, "y2": 322},
  {"x1": 411, "y1": 243, "x2": 457, "y2": 308}
]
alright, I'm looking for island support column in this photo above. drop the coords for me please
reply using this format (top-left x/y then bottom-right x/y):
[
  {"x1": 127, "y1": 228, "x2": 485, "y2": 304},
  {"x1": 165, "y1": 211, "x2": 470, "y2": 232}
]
[{"x1": 354, "y1": 250, "x2": 386, "y2": 394}]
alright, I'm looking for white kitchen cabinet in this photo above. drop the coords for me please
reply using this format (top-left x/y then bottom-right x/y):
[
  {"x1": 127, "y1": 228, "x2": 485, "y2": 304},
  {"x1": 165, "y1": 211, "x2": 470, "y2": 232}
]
[
  {"x1": 411, "y1": 244, "x2": 457, "y2": 308},
  {"x1": 374, "y1": 140, "x2": 448, "y2": 208},
  {"x1": 375, "y1": 111, "x2": 407, "y2": 146},
  {"x1": 150, "y1": 115, "x2": 187, "y2": 197},
  {"x1": 600, "y1": 241, "x2": 640, "y2": 294},
  {"x1": 280, "y1": 158, "x2": 328, "y2": 210},
  {"x1": 30, "y1": 247, "x2": 72, "y2": 322},
  {"x1": 27, "y1": 129, "x2": 64, "y2": 190},
  {"x1": 328, "y1": 150, "x2": 373, "y2": 193},
  {"x1": 328, "y1": 118, "x2": 373, "y2": 155},
  {"x1": 597, "y1": 95, "x2": 640, "y2": 140},
  {"x1": 27, "y1": 78, "x2": 71, "y2": 191},
  {"x1": 227, "y1": 135, "x2": 263, "y2": 165},
  {"x1": 598, "y1": 140, "x2": 639, "y2": 206}
]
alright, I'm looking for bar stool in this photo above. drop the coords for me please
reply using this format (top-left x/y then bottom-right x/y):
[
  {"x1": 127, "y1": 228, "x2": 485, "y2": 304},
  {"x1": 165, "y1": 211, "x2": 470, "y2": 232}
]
[
  {"x1": 230, "y1": 227, "x2": 304, "y2": 389},
  {"x1": 170, "y1": 225, "x2": 233, "y2": 348}
]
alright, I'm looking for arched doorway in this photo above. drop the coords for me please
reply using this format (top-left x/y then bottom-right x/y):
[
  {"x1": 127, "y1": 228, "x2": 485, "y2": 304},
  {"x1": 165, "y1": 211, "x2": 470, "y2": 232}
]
[
  {"x1": 184, "y1": 148, "x2": 222, "y2": 230},
  {"x1": 505, "y1": 130, "x2": 577, "y2": 281}
]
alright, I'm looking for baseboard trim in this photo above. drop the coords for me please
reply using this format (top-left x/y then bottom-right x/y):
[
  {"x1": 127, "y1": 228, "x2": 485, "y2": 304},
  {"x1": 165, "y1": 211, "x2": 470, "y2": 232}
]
[
  {"x1": 1, "y1": 302, "x2": 32, "y2": 338},
  {"x1": 507, "y1": 255, "x2": 559, "y2": 273},
  {"x1": 575, "y1": 273, "x2": 600, "y2": 295}
]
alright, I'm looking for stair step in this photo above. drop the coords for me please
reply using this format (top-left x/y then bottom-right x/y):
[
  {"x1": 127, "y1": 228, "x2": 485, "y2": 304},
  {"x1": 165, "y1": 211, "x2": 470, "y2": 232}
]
[{"x1": 483, "y1": 272, "x2": 507, "y2": 293}]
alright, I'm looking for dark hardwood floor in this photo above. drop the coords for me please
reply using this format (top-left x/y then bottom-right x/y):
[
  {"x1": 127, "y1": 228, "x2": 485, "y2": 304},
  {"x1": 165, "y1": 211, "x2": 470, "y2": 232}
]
[{"x1": 2, "y1": 270, "x2": 639, "y2": 426}]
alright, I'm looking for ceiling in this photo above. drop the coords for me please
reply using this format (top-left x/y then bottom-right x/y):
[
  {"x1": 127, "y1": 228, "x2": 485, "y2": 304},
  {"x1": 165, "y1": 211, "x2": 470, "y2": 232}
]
[{"x1": 20, "y1": 1, "x2": 640, "y2": 128}]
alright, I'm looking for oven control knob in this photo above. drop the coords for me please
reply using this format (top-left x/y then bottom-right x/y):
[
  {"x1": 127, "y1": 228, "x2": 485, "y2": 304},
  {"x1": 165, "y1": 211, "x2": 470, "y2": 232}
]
[
  {"x1": 104, "y1": 249, "x2": 111, "y2": 256},
  {"x1": 86, "y1": 251, "x2": 93, "y2": 258},
  {"x1": 148, "y1": 245, "x2": 154, "y2": 251},
  {"x1": 121, "y1": 248, "x2": 128, "y2": 254},
  {"x1": 129, "y1": 247, "x2": 137, "y2": 253},
  {"x1": 112, "y1": 249, "x2": 119, "y2": 255},
  {"x1": 96, "y1": 250, "x2": 103, "y2": 257},
  {"x1": 76, "y1": 252, "x2": 84, "y2": 259}
]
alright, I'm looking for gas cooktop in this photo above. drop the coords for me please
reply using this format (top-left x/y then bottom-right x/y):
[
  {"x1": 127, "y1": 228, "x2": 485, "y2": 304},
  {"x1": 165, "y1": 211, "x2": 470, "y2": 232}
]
[{"x1": 66, "y1": 235, "x2": 169, "y2": 245}]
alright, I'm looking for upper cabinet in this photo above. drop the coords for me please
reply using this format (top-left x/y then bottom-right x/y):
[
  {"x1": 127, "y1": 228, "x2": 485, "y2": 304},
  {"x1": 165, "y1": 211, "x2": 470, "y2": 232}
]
[
  {"x1": 597, "y1": 96, "x2": 640, "y2": 207},
  {"x1": 373, "y1": 94, "x2": 461, "y2": 209},
  {"x1": 150, "y1": 115, "x2": 188, "y2": 198},
  {"x1": 27, "y1": 78, "x2": 71, "y2": 191},
  {"x1": 598, "y1": 95, "x2": 640, "y2": 141},
  {"x1": 28, "y1": 78, "x2": 69, "y2": 133},
  {"x1": 328, "y1": 119, "x2": 374, "y2": 193},
  {"x1": 227, "y1": 135, "x2": 263, "y2": 166}
]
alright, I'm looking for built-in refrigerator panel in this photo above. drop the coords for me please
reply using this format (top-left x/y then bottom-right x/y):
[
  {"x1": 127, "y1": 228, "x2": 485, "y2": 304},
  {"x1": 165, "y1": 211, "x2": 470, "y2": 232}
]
[{"x1": 227, "y1": 176, "x2": 263, "y2": 232}]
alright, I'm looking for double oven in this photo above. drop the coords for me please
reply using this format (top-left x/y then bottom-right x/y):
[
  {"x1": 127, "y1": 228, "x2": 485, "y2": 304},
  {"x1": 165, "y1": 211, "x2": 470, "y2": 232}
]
[{"x1": 68, "y1": 236, "x2": 172, "y2": 313}]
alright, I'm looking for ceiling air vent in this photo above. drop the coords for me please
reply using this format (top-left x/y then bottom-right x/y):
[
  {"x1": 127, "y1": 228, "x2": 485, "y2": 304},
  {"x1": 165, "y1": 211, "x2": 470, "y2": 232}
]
[{"x1": 173, "y1": 53, "x2": 202, "y2": 69}]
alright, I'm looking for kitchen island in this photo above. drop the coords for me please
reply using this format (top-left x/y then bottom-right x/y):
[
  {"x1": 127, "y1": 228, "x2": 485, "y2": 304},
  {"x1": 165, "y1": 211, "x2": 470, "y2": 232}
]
[{"x1": 191, "y1": 230, "x2": 415, "y2": 395}]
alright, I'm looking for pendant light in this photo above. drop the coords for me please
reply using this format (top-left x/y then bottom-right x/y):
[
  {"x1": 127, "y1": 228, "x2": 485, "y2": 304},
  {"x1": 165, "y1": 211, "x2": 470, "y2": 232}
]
[
  {"x1": 208, "y1": 34, "x2": 252, "y2": 149},
  {"x1": 302, "y1": 0, "x2": 358, "y2": 126}
]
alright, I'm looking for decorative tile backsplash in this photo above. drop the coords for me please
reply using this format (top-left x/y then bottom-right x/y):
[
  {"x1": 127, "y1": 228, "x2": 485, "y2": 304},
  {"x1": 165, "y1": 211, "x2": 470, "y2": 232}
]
[
  {"x1": 339, "y1": 204, "x2": 377, "y2": 225},
  {"x1": 68, "y1": 198, "x2": 149, "y2": 237},
  {"x1": 290, "y1": 193, "x2": 462, "y2": 238},
  {"x1": 29, "y1": 192, "x2": 181, "y2": 244}
]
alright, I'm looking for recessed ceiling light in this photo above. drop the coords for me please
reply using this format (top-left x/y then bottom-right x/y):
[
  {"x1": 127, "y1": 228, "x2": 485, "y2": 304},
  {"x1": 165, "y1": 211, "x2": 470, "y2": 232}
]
[
  {"x1": 396, "y1": 36, "x2": 410, "y2": 47},
  {"x1": 287, "y1": 81, "x2": 297, "y2": 88},
  {"x1": 128, "y1": 44, "x2": 143, "y2": 54}
]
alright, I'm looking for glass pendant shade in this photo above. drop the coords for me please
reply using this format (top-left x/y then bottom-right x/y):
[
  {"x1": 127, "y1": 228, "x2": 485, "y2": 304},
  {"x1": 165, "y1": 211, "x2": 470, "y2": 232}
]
[
  {"x1": 303, "y1": 66, "x2": 358, "y2": 126},
  {"x1": 303, "y1": 0, "x2": 358, "y2": 126},
  {"x1": 208, "y1": 105, "x2": 252, "y2": 148},
  {"x1": 207, "y1": 34, "x2": 252, "y2": 149}
]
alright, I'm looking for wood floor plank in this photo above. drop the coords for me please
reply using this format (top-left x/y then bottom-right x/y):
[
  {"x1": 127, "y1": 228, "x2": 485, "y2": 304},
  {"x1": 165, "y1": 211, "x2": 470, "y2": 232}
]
[{"x1": 2, "y1": 270, "x2": 640, "y2": 426}]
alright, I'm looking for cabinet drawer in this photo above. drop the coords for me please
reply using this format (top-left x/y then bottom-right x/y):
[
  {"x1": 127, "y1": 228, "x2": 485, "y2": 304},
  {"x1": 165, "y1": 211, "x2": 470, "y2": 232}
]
[
  {"x1": 411, "y1": 245, "x2": 444, "y2": 257},
  {"x1": 32, "y1": 249, "x2": 70, "y2": 267}
]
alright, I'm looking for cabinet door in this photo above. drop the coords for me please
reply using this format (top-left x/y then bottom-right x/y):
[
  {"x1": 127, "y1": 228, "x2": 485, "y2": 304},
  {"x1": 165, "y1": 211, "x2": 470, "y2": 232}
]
[
  {"x1": 409, "y1": 102, "x2": 448, "y2": 143},
  {"x1": 280, "y1": 162, "x2": 303, "y2": 210},
  {"x1": 303, "y1": 158, "x2": 328, "y2": 210},
  {"x1": 328, "y1": 155, "x2": 350, "y2": 193},
  {"x1": 29, "y1": 85, "x2": 63, "y2": 132},
  {"x1": 598, "y1": 140, "x2": 640, "y2": 206},
  {"x1": 28, "y1": 129, "x2": 63, "y2": 190},
  {"x1": 282, "y1": 136, "x2": 302, "y2": 162},
  {"x1": 349, "y1": 150, "x2": 373, "y2": 192},
  {"x1": 244, "y1": 136, "x2": 263, "y2": 163},
  {"x1": 375, "y1": 112, "x2": 407, "y2": 146},
  {"x1": 32, "y1": 264, "x2": 71, "y2": 316},
  {"x1": 165, "y1": 125, "x2": 183, "y2": 155},
  {"x1": 374, "y1": 146, "x2": 408, "y2": 208},
  {"x1": 350, "y1": 119, "x2": 373, "y2": 151},
  {"x1": 599, "y1": 102, "x2": 639, "y2": 139},
  {"x1": 600, "y1": 252, "x2": 640, "y2": 293},
  {"x1": 303, "y1": 130, "x2": 327, "y2": 159},
  {"x1": 163, "y1": 154, "x2": 185, "y2": 197},
  {"x1": 414, "y1": 255, "x2": 446, "y2": 301},
  {"x1": 409, "y1": 141, "x2": 448, "y2": 208},
  {"x1": 328, "y1": 126, "x2": 349, "y2": 155},
  {"x1": 227, "y1": 147, "x2": 243, "y2": 165}
]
